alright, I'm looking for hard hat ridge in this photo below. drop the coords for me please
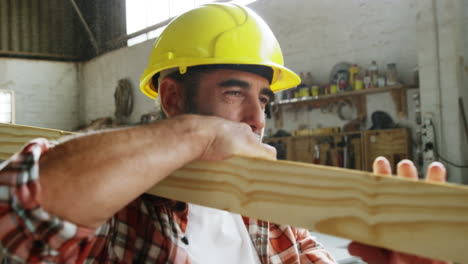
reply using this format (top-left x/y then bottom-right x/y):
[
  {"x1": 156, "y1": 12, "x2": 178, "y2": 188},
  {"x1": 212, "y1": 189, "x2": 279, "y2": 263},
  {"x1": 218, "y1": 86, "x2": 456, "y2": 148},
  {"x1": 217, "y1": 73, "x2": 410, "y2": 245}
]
[{"x1": 140, "y1": 3, "x2": 300, "y2": 99}]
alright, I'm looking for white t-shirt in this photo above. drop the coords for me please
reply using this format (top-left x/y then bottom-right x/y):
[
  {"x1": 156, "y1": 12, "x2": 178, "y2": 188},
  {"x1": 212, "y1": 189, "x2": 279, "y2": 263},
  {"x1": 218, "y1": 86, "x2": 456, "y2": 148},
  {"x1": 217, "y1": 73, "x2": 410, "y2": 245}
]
[{"x1": 183, "y1": 203, "x2": 262, "y2": 264}]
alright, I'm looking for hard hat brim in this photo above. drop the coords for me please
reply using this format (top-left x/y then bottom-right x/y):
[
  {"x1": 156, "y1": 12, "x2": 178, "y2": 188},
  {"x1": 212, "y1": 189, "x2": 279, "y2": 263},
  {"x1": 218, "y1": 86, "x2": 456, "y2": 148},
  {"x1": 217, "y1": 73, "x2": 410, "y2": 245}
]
[{"x1": 140, "y1": 60, "x2": 301, "y2": 99}]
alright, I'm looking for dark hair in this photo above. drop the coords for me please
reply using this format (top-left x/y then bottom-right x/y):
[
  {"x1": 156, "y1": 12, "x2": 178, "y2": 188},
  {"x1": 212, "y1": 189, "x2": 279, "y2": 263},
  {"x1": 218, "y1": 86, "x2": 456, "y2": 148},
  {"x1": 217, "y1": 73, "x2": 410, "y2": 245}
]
[{"x1": 151, "y1": 64, "x2": 274, "y2": 93}]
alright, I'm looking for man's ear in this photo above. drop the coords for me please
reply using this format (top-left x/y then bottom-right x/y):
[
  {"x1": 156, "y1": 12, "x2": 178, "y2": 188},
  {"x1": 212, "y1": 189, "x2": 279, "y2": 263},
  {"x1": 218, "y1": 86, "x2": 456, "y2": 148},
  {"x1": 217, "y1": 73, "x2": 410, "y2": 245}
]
[{"x1": 159, "y1": 77, "x2": 186, "y2": 117}]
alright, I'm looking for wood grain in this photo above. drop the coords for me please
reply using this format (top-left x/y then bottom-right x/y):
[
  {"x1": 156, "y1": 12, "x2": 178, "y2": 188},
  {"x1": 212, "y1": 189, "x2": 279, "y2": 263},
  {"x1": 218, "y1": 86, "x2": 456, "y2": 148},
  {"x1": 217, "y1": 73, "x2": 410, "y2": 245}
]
[
  {"x1": 0, "y1": 123, "x2": 72, "y2": 160},
  {"x1": 1, "y1": 123, "x2": 467, "y2": 262},
  {"x1": 148, "y1": 157, "x2": 468, "y2": 263}
]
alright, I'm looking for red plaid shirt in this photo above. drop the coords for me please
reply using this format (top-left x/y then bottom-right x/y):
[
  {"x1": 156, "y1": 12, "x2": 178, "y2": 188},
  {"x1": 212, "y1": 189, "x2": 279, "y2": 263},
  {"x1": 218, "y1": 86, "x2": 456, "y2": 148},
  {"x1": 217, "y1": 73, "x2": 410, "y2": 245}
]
[{"x1": 0, "y1": 139, "x2": 336, "y2": 264}]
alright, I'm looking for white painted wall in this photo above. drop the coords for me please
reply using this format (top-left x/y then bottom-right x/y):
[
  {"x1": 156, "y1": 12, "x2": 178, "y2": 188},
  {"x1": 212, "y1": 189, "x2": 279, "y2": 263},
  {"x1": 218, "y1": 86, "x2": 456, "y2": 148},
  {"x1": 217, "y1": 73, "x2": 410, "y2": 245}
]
[
  {"x1": 250, "y1": 0, "x2": 419, "y2": 85},
  {"x1": 79, "y1": 40, "x2": 156, "y2": 125},
  {"x1": 463, "y1": 0, "x2": 468, "y2": 161},
  {"x1": 0, "y1": 58, "x2": 79, "y2": 130},
  {"x1": 416, "y1": 0, "x2": 468, "y2": 183}
]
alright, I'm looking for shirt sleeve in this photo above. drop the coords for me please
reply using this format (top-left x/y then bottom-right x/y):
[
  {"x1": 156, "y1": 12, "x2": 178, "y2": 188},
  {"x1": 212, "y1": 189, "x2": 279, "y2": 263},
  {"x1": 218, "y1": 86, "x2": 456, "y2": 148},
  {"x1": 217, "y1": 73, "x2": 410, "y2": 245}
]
[
  {"x1": 295, "y1": 227, "x2": 337, "y2": 264},
  {"x1": 0, "y1": 139, "x2": 98, "y2": 263}
]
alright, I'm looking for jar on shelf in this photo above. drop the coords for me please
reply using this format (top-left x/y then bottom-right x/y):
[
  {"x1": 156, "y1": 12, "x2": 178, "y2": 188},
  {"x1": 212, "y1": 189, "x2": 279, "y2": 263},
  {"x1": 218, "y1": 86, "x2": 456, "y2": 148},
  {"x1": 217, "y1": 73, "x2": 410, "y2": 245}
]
[
  {"x1": 377, "y1": 75, "x2": 386, "y2": 88},
  {"x1": 386, "y1": 63, "x2": 398, "y2": 86}
]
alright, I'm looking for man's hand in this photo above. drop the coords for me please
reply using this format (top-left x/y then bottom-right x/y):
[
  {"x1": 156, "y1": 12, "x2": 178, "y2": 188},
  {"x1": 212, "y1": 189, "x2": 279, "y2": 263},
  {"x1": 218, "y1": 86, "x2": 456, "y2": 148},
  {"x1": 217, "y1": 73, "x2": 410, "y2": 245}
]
[
  {"x1": 347, "y1": 157, "x2": 451, "y2": 264},
  {"x1": 38, "y1": 114, "x2": 275, "y2": 228},
  {"x1": 195, "y1": 115, "x2": 277, "y2": 161}
]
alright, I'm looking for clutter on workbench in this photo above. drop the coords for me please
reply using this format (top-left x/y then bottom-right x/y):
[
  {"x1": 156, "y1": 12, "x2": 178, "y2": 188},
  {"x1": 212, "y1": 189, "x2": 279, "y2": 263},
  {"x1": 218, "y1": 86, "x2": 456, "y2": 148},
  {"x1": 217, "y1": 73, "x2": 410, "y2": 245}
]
[
  {"x1": 292, "y1": 127, "x2": 340, "y2": 137},
  {"x1": 78, "y1": 117, "x2": 116, "y2": 132},
  {"x1": 140, "y1": 112, "x2": 160, "y2": 124},
  {"x1": 369, "y1": 111, "x2": 397, "y2": 130},
  {"x1": 343, "y1": 117, "x2": 365, "y2": 132},
  {"x1": 265, "y1": 59, "x2": 411, "y2": 172},
  {"x1": 264, "y1": 128, "x2": 411, "y2": 172},
  {"x1": 265, "y1": 129, "x2": 292, "y2": 160}
]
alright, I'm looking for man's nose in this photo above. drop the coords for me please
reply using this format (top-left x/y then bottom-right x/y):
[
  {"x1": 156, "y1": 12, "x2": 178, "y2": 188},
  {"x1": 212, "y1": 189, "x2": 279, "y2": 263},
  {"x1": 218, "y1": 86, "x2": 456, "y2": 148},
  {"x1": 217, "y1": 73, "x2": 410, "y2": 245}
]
[{"x1": 241, "y1": 98, "x2": 266, "y2": 133}]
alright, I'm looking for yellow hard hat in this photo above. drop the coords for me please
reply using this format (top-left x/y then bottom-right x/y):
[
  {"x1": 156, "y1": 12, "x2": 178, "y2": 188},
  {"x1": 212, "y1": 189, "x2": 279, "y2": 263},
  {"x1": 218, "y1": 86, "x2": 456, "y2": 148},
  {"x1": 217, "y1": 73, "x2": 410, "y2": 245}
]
[{"x1": 139, "y1": 3, "x2": 300, "y2": 99}]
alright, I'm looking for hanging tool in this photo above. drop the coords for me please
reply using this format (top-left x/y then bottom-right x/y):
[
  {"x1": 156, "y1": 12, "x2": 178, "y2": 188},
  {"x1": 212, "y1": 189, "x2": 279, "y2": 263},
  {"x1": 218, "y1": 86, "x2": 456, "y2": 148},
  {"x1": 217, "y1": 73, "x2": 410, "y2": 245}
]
[
  {"x1": 335, "y1": 136, "x2": 345, "y2": 168},
  {"x1": 340, "y1": 136, "x2": 349, "y2": 168},
  {"x1": 313, "y1": 144, "x2": 320, "y2": 164},
  {"x1": 114, "y1": 79, "x2": 134, "y2": 125},
  {"x1": 326, "y1": 137, "x2": 334, "y2": 166}
]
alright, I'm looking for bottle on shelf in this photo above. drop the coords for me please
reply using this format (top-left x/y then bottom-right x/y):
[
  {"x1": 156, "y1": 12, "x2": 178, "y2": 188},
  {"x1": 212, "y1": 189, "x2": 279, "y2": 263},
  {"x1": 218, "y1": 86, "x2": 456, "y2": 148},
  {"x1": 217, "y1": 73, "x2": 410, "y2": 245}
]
[
  {"x1": 377, "y1": 74, "x2": 386, "y2": 88},
  {"x1": 311, "y1": 85, "x2": 319, "y2": 96},
  {"x1": 302, "y1": 72, "x2": 313, "y2": 97},
  {"x1": 301, "y1": 85, "x2": 310, "y2": 97},
  {"x1": 368, "y1": 60, "x2": 379, "y2": 88},
  {"x1": 330, "y1": 84, "x2": 338, "y2": 94},
  {"x1": 363, "y1": 70, "x2": 371, "y2": 89},
  {"x1": 337, "y1": 71, "x2": 348, "y2": 92},
  {"x1": 305, "y1": 72, "x2": 313, "y2": 88},
  {"x1": 386, "y1": 63, "x2": 398, "y2": 86},
  {"x1": 355, "y1": 74, "x2": 363, "y2": 90},
  {"x1": 349, "y1": 64, "x2": 360, "y2": 90},
  {"x1": 295, "y1": 72, "x2": 305, "y2": 98}
]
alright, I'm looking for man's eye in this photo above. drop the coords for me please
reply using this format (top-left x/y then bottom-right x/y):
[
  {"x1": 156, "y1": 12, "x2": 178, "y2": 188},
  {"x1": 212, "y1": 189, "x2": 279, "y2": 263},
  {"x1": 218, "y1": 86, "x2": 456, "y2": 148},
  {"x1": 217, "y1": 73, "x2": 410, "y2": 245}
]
[
  {"x1": 225, "y1": 91, "x2": 243, "y2": 97},
  {"x1": 260, "y1": 97, "x2": 270, "y2": 104}
]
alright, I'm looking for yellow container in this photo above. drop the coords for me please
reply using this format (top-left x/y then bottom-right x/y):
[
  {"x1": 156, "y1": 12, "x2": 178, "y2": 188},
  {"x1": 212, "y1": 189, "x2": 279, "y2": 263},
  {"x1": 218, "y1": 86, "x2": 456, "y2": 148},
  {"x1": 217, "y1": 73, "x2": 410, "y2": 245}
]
[
  {"x1": 349, "y1": 64, "x2": 360, "y2": 89},
  {"x1": 355, "y1": 79, "x2": 363, "y2": 90},
  {"x1": 311, "y1": 85, "x2": 319, "y2": 96},
  {"x1": 302, "y1": 86, "x2": 310, "y2": 97}
]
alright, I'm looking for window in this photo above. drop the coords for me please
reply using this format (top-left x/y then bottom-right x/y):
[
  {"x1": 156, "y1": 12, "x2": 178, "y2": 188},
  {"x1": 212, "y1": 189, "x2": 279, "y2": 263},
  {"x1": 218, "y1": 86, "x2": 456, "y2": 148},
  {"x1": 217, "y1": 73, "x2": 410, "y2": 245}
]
[
  {"x1": 0, "y1": 90, "x2": 14, "y2": 124},
  {"x1": 126, "y1": 0, "x2": 257, "y2": 46}
]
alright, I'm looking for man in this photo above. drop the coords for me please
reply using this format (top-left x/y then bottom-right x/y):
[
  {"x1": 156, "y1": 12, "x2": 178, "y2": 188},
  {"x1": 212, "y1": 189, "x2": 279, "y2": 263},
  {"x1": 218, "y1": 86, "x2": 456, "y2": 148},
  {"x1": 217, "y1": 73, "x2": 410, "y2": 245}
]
[{"x1": 0, "y1": 3, "x2": 449, "y2": 264}]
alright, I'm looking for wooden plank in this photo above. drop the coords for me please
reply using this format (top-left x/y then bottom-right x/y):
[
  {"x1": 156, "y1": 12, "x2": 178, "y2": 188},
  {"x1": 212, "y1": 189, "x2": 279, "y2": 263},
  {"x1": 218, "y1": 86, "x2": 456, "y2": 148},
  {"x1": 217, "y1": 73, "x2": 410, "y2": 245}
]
[
  {"x1": 148, "y1": 157, "x2": 468, "y2": 263},
  {"x1": 0, "y1": 123, "x2": 467, "y2": 261},
  {"x1": 0, "y1": 123, "x2": 72, "y2": 160}
]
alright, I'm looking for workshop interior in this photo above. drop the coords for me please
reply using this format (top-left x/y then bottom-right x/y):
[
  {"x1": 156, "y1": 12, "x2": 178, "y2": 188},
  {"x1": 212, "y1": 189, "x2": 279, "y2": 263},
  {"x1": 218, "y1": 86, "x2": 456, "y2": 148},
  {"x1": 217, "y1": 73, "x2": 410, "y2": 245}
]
[{"x1": 0, "y1": 1, "x2": 467, "y2": 263}]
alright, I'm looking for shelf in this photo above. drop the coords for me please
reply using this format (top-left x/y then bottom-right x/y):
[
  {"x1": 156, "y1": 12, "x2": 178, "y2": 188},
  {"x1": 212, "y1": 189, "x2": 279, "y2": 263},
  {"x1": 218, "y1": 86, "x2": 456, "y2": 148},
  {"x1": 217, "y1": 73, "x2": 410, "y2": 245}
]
[
  {"x1": 271, "y1": 84, "x2": 410, "y2": 118},
  {"x1": 273, "y1": 84, "x2": 406, "y2": 106},
  {"x1": 265, "y1": 130, "x2": 362, "y2": 141}
]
